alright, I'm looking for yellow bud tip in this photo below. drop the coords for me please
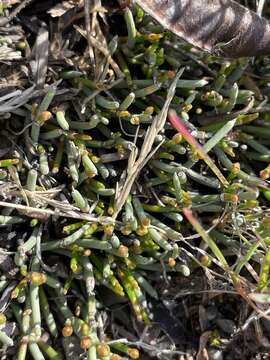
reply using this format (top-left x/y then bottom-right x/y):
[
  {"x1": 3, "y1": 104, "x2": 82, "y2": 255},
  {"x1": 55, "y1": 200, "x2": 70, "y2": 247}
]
[
  {"x1": 260, "y1": 169, "x2": 269, "y2": 180},
  {"x1": 144, "y1": 106, "x2": 154, "y2": 115},
  {"x1": 97, "y1": 343, "x2": 110, "y2": 357},
  {"x1": 136, "y1": 225, "x2": 148, "y2": 236},
  {"x1": 108, "y1": 207, "x2": 114, "y2": 216},
  {"x1": 104, "y1": 225, "x2": 114, "y2": 236},
  {"x1": 16, "y1": 41, "x2": 26, "y2": 50},
  {"x1": 200, "y1": 255, "x2": 212, "y2": 267},
  {"x1": 142, "y1": 217, "x2": 150, "y2": 227},
  {"x1": 117, "y1": 245, "x2": 129, "y2": 257},
  {"x1": 80, "y1": 336, "x2": 91, "y2": 350},
  {"x1": 147, "y1": 33, "x2": 163, "y2": 41},
  {"x1": 183, "y1": 104, "x2": 192, "y2": 112},
  {"x1": 128, "y1": 348, "x2": 140, "y2": 359},
  {"x1": 90, "y1": 156, "x2": 99, "y2": 164},
  {"x1": 83, "y1": 249, "x2": 91, "y2": 256},
  {"x1": 0, "y1": 313, "x2": 6, "y2": 325},
  {"x1": 231, "y1": 162, "x2": 240, "y2": 174},
  {"x1": 30, "y1": 272, "x2": 47, "y2": 285},
  {"x1": 168, "y1": 258, "x2": 176, "y2": 268},
  {"x1": 131, "y1": 116, "x2": 140, "y2": 125},
  {"x1": 81, "y1": 323, "x2": 89, "y2": 336},
  {"x1": 172, "y1": 133, "x2": 182, "y2": 144},
  {"x1": 110, "y1": 354, "x2": 122, "y2": 360},
  {"x1": 39, "y1": 111, "x2": 52, "y2": 125},
  {"x1": 231, "y1": 194, "x2": 239, "y2": 203},
  {"x1": 263, "y1": 216, "x2": 270, "y2": 227},
  {"x1": 62, "y1": 325, "x2": 73, "y2": 337}
]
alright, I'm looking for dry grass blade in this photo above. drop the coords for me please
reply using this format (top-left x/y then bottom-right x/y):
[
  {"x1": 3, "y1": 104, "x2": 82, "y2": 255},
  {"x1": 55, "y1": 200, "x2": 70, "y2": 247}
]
[
  {"x1": 0, "y1": 90, "x2": 22, "y2": 102},
  {"x1": 113, "y1": 68, "x2": 184, "y2": 218},
  {"x1": 74, "y1": 25, "x2": 123, "y2": 78},
  {"x1": 0, "y1": 200, "x2": 117, "y2": 225},
  {"x1": 34, "y1": 26, "x2": 49, "y2": 89},
  {"x1": 0, "y1": 86, "x2": 36, "y2": 113},
  {"x1": 84, "y1": 0, "x2": 96, "y2": 69}
]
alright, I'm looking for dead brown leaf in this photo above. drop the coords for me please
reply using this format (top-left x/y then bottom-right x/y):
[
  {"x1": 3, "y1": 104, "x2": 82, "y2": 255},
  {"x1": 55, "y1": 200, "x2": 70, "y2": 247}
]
[{"x1": 134, "y1": 0, "x2": 270, "y2": 58}]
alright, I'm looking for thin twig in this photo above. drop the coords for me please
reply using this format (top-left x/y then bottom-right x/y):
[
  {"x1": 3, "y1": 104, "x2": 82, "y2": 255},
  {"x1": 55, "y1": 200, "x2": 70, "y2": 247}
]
[{"x1": 0, "y1": 201, "x2": 117, "y2": 225}]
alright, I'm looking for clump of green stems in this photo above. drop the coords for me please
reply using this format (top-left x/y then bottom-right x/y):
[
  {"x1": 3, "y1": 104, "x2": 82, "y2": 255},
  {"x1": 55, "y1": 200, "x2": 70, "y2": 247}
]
[{"x1": 0, "y1": 2, "x2": 270, "y2": 359}]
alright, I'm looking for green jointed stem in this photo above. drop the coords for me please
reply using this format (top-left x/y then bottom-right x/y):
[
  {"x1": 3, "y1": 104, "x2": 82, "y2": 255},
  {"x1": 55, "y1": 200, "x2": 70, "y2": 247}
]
[
  {"x1": 258, "y1": 249, "x2": 270, "y2": 290},
  {"x1": 30, "y1": 256, "x2": 42, "y2": 337},
  {"x1": 0, "y1": 330, "x2": 13, "y2": 347},
  {"x1": 39, "y1": 286, "x2": 58, "y2": 337},
  {"x1": 29, "y1": 342, "x2": 45, "y2": 360}
]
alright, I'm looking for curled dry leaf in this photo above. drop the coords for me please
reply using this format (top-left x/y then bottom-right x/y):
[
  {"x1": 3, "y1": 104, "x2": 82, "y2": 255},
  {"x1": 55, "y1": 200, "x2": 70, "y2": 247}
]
[{"x1": 134, "y1": 0, "x2": 270, "y2": 58}]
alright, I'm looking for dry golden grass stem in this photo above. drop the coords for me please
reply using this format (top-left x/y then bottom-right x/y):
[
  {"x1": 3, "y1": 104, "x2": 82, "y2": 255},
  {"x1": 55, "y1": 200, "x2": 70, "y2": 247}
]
[
  {"x1": 75, "y1": 25, "x2": 123, "y2": 78},
  {"x1": 113, "y1": 68, "x2": 184, "y2": 218},
  {"x1": 0, "y1": 200, "x2": 116, "y2": 225}
]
